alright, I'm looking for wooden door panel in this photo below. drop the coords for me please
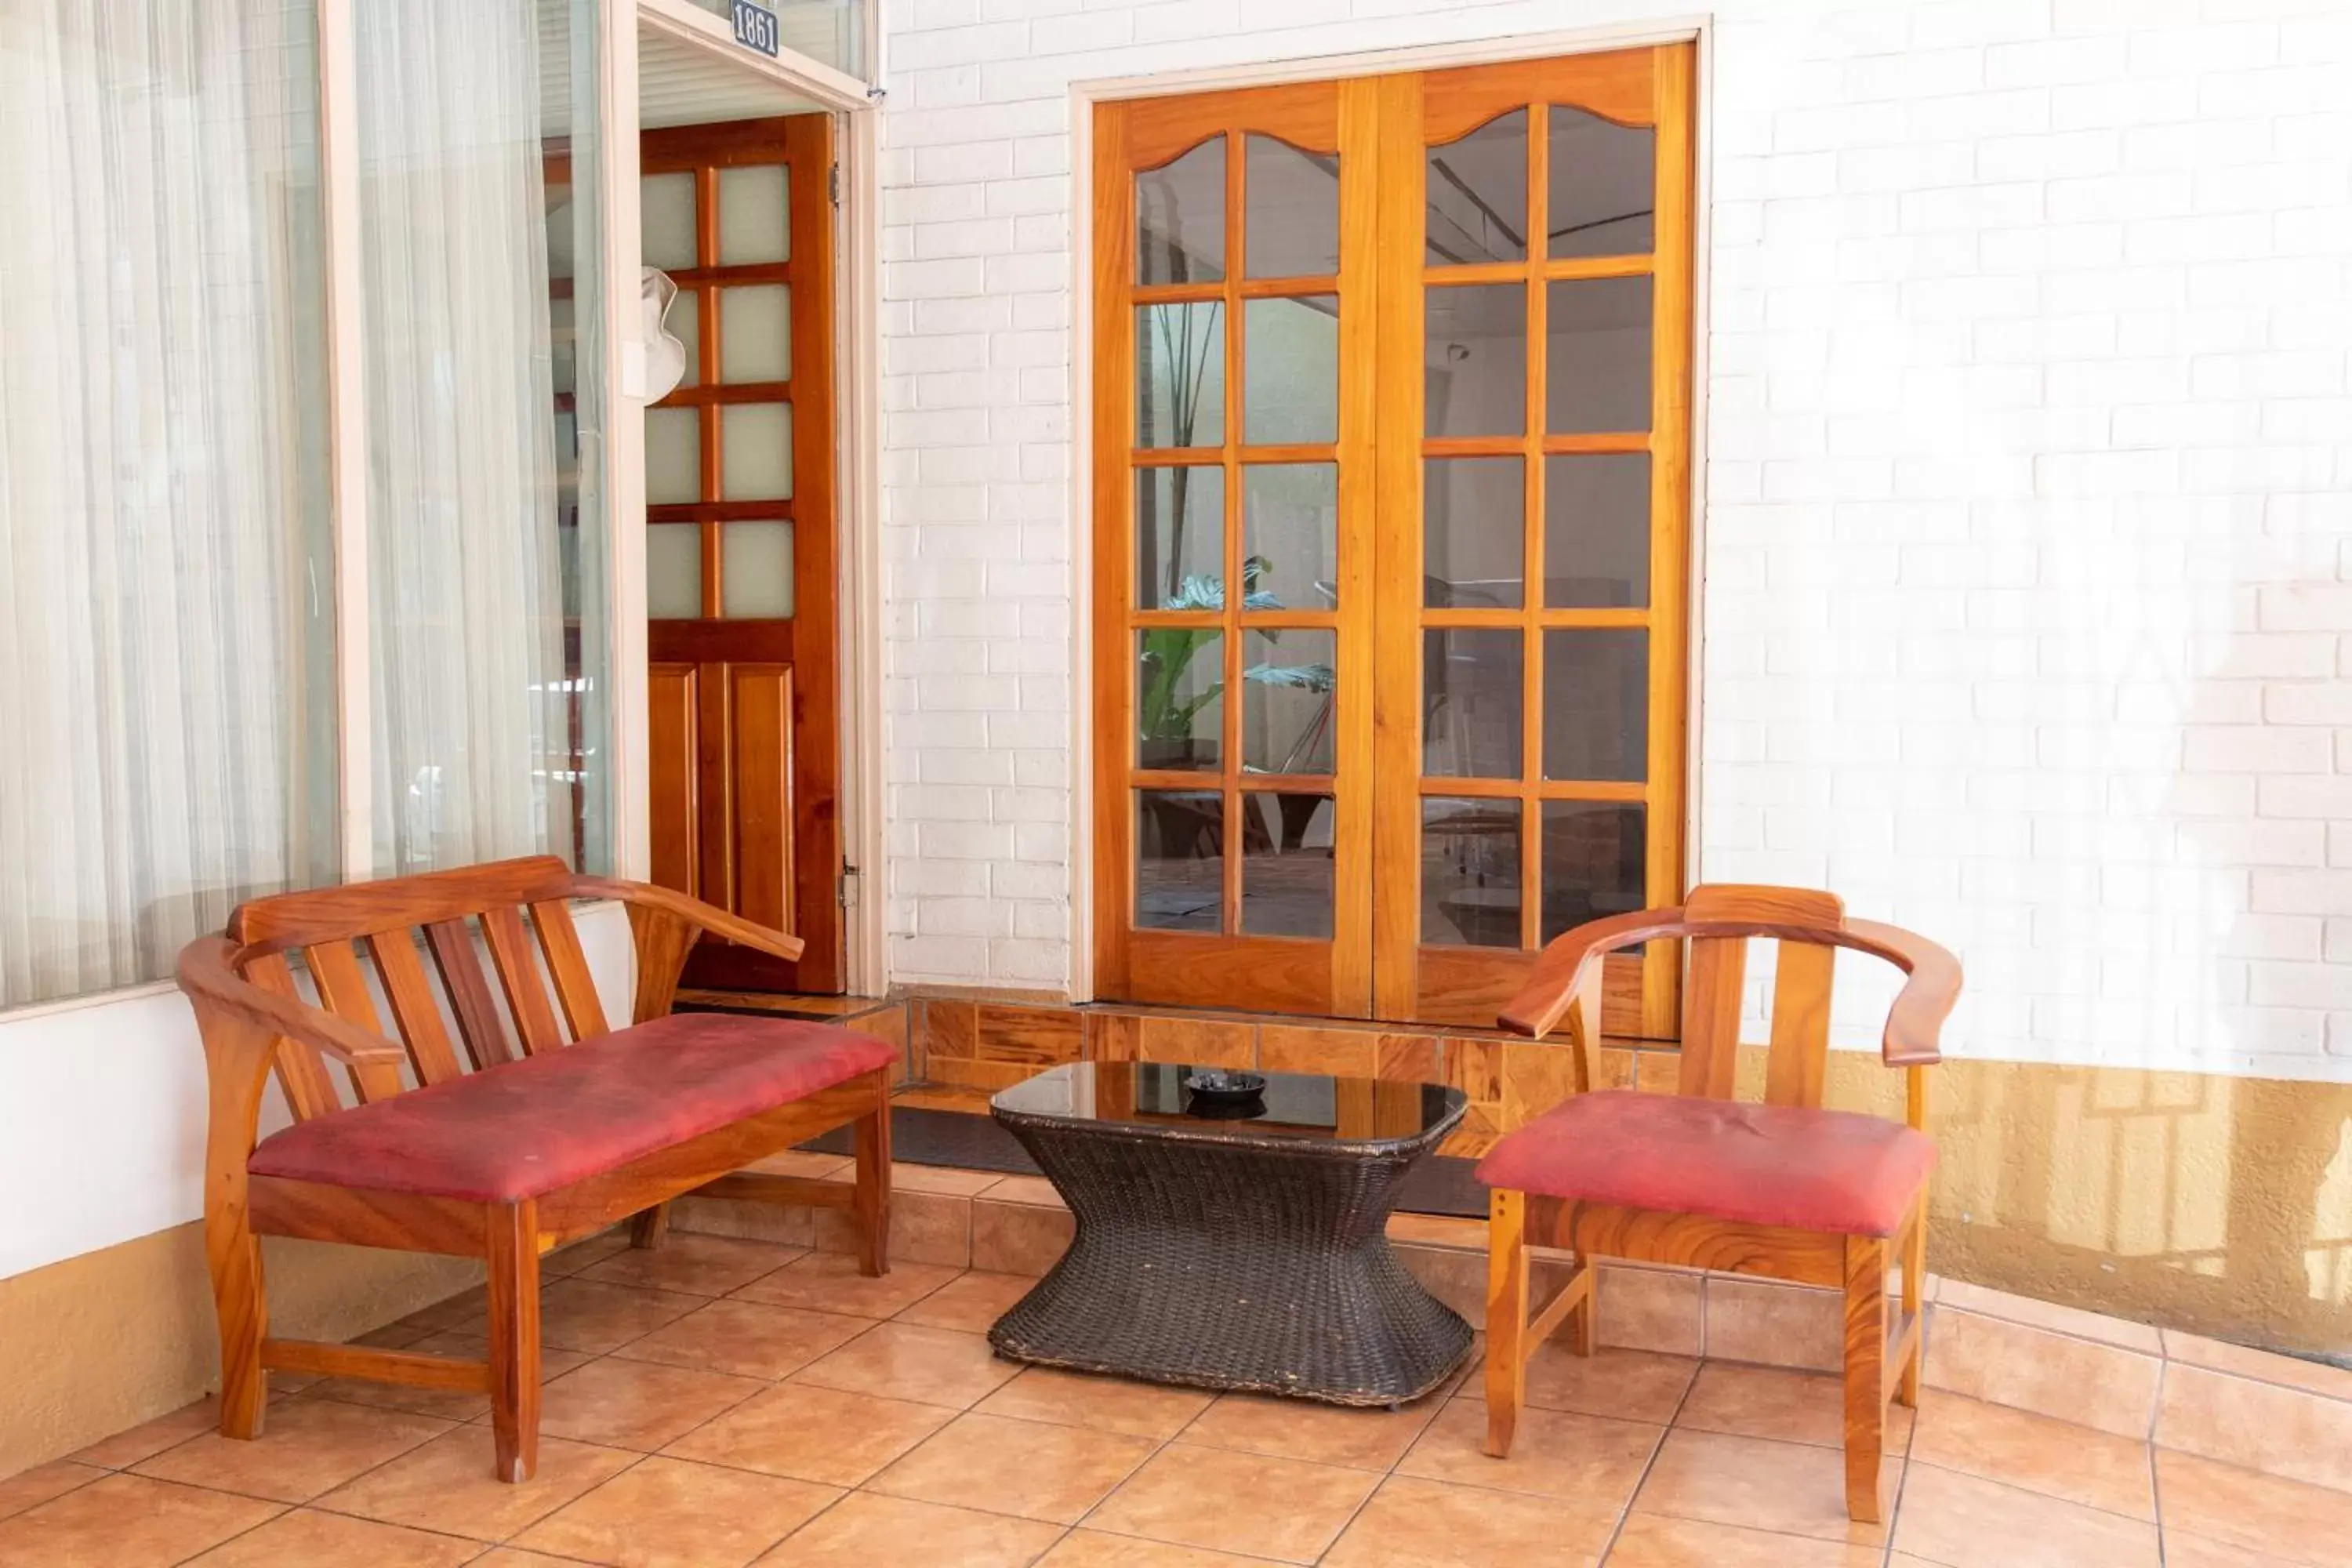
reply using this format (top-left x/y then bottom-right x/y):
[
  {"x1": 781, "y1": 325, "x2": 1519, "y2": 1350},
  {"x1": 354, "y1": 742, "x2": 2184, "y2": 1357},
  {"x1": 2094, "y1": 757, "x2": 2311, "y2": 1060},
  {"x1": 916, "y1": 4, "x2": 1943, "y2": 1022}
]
[
  {"x1": 642, "y1": 113, "x2": 842, "y2": 994},
  {"x1": 729, "y1": 663, "x2": 794, "y2": 936},
  {"x1": 648, "y1": 664, "x2": 702, "y2": 898}
]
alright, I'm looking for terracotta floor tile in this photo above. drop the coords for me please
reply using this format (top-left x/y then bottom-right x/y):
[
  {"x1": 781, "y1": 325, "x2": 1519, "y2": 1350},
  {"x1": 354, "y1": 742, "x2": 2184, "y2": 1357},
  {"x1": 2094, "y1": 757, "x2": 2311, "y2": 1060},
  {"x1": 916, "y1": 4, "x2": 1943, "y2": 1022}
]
[
  {"x1": 131, "y1": 1396, "x2": 451, "y2": 1504},
  {"x1": 469, "y1": 1552, "x2": 590, "y2": 1567},
  {"x1": 896, "y1": 1270, "x2": 1037, "y2": 1332},
  {"x1": 70, "y1": 1396, "x2": 223, "y2": 1468},
  {"x1": 539, "y1": 1358, "x2": 766, "y2": 1451},
  {"x1": 1033, "y1": 1532, "x2": 1274, "y2": 1566},
  {"x1": 1923, "y1": 1308, "x2": 2159, "y2": 1440},
  {"x1": 731, "y1": 1253, "x2": 961, "y2": 1319},
  {"x1": 580, "y1": 1234, "x2": 812, "y2": 1298},
  {"x1": 314, "y1": 1427, "x2": 637, "y2": 1540},
  {"x1": 1320, "y1": 1473, "x2": 1615, "y2": 1566},
  {"x1": 1632, "y1": 1429, "x2": 1891, "y2": 1546},
  {"x1": 514, "y1": 1454, "x2": 839, "y2": 1566},
  {"x1": 1397, "y1": 1398, "x2": 1661, "y2": 1507},
  {"x1": 1604, "y1": 1514, "x2": 1889, "y2": 1566},
  {"x1": 869, "y1": 1410, "x2": 1155, "y2": 1523},
  {"x1": 1177, "y1": 1390, "x2": 1440, "y2": 1471},
  {"x1": 180, "y1": 1507, "x2": 479, "y2": 1566},
  {"x1": 540, "y1": 1279, "x2": 708, "y2": 1354},
  {"x1": 401, "y1": 1286, "x2": 492, "y2": 1334},
  {"x1": 750, "y1": 1492, "x2": 1062, "y2": 1566},
  {"x1": 542, "y1": 1230, "x2": 635, "y2": 1279},
  {"x1": 1908, "y1": 1388, "x2": 2155, "y2": 1520},
  {"x1": 2159, "y1": 1531, "x2": 2304, "y2": 1567},
  {"x1": 1461, "y1": 1346, "x2": 1699, "y2": 1425},
  {"x1": 1890, "y1": 1462, "x2": 2158, "y2": 1567},
  {"x1": 2156, "y1": 1363, "x2": 2352, "y2": 1494},
  {"x1": 299, "y1": 1333, "x2": 590, "y2": 1423},
  {"x1": 1085, "y1": 1443, "x2": 1378, "y2": 1564},
  {"x1": 975, "y1": 1367, "x2": 1214, "y2": 1439},
  {"x1": 611, "y1": 1298, "x2": 871, "y2": 1381},
  {"x1": 665, "y1": 1383, "x2": 954, "y2": 1486},
  {"x1": 793, "y1": 1322, "x2": 1022, "y2": 1408},
  {"x1": 2154, "y1": 1450, "x2": 2352, "y2": 1566},
  {"x1": 813, "y1": 1188, "x2": 975, "y2": 1269},
  {"x1": 0, "y1": 1461, "x2": 103, "y2": 1523},
  {"x1": 1704, "y1": 1280, "x2": 1842, "y2": 1372},
  {"x1": 878, "y1": 1162, "x2": 1006, "y2": 1196},
  {"x1": 981, "y1": 1175, "x2": 1067, "y2": 1209},
  {"x1": 1673, "y1": 1363, "x2": 1911, "y2": 1452},
  {"x1": 0, "y1": 1473, "x2": 281, "y2": 1568}
]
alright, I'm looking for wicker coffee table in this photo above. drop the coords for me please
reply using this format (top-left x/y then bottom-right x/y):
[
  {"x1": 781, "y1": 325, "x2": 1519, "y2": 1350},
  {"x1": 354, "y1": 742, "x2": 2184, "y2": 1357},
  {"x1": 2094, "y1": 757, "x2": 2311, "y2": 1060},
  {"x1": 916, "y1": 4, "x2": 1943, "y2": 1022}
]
[{"x1": 987, "y1": 1062, "x2": 1472, "y2": 1406}]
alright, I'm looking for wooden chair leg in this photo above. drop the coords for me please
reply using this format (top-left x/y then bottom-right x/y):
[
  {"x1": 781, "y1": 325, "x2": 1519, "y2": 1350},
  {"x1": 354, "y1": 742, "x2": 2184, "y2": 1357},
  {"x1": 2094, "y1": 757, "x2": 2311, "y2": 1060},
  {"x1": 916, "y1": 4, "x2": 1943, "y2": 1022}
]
[
  {"x1": 205, "y1": 1199, "x2": 268, "y2": 1440},
  {"x1": 852, "y1": 1076, "x2": 892, "y2": 1278},
  {"x1": 1567, "y1": 1250, "x2": 1598, "y2": 1357},
  {"x1": 1842, "y1": 1234, "x2": 1889, "y2": 1524},
  {"x1": 630, "y1": 1203, "x2": 672, "y2": 1250},
  {"x1": 487, "y1": 1200, "x2": 543, "y2": 1483},
  {"x1": 1898, "y1": 1194, "x2": 1927, "y2": 1408},
  {"x1": 1483, "y1": 1189, "x2": 1530, "y2": 1458}
]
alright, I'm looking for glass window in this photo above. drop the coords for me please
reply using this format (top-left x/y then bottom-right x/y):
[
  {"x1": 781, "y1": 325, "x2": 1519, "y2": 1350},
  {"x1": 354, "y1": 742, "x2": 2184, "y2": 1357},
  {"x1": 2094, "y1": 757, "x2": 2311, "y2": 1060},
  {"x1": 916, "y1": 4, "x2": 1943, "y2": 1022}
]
[
  {"x1": 358, "y1": 0, "x2": 610, "y2": 876},
  {"x1": 0, "y1": 1, "x2": 336, "y2": 1005}
]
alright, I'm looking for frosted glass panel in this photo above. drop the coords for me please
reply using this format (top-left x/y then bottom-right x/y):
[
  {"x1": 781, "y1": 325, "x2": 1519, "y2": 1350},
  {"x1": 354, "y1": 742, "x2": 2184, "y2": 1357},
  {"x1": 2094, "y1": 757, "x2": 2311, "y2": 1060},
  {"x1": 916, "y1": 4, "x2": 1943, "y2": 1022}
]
[
  {"x1": 721, "y1": 285, "x2": 791, "y2": 383},
  {"x1": 644, "y1": 407, "x2": 701, "y2": 503},
  {"x1": 718, "y1": 165, "x2": 789, "y2": 265},
  {"x1": 641, "y1": 172, "x2": 697, "y2": 270},
  {"x1": 722, "y1": 403, "x2": 793, "y2": 500},
  {"x1": 670, "y1": 289, "x2": 700, "y2": 390},
  {"x1": 722, "y1": 521, "x2": 795, "y2": 618},
  {"x1": 647, "y1": 527, "x2": 702, "y2": 619}
]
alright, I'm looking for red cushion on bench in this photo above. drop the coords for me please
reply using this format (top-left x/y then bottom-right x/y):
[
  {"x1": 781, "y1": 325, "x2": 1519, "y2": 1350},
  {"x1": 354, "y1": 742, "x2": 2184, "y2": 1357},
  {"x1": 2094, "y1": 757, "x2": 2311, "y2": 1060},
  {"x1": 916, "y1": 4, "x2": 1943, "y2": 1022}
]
[
  {"x1": 1474, "y1": 1090, "x2": 1935, "y2": 1238},
  {"x1": 247, "y1": 1013, "x2": 895, "y2": 1203}
]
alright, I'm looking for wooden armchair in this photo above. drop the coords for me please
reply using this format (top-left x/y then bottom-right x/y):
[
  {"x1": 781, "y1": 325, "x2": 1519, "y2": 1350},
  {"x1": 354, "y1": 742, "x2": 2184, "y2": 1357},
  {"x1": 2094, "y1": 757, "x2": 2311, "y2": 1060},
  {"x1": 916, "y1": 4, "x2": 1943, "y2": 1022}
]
[
  {"x1": 176, "y1": 855, "x2": 895, "y2": 1483},
  {"x1": 1476, "y1": 884, "x2": 1961, "y2": 1523}
]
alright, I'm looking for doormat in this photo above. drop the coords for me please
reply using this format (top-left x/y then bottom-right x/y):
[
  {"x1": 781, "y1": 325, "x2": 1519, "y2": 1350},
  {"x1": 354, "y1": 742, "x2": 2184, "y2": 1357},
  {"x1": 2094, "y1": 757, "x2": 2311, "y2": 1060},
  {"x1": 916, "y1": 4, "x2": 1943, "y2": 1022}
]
[{"x1": 795, "y1": 1105, "x2": 1486, "y2": 1220}]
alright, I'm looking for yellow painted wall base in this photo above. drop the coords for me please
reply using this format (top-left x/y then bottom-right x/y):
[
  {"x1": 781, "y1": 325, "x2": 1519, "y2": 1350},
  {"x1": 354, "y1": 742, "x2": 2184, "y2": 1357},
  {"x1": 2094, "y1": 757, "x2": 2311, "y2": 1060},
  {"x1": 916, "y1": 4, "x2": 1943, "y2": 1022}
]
[{"x1": 0, "y1": 1221, "x2": 477, "y2": 1480}]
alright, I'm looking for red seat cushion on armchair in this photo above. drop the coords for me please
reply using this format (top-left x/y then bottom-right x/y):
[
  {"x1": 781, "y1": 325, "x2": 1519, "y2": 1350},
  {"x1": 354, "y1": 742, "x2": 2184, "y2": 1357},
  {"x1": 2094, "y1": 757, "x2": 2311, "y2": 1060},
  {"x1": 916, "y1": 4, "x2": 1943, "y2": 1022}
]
[
  {"x1": 248, "y1": 1013, "x2": 895, "y2": 1203},
  {"x1": 1475, "y1": 1090, "x2": 1935, "y2": 1237}
]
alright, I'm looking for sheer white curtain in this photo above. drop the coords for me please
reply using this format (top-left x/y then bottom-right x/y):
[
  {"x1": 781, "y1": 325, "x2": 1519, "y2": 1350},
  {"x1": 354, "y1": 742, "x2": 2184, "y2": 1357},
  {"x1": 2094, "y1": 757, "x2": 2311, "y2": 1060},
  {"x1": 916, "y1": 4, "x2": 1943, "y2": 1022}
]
[
  {"x1": 0, "y1": 3, "x2": 335, "y2": 1007},
  {"x1": 357, "y1": 0, "x2": 567, "y2": 873}
]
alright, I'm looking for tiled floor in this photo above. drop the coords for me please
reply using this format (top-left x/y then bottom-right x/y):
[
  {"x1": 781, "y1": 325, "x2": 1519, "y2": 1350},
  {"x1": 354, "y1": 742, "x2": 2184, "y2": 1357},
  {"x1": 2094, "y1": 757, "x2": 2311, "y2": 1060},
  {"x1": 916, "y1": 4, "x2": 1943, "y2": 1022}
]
[{"x1": 5, "y1": 1230, "x2": 2345, "y2": 1567}]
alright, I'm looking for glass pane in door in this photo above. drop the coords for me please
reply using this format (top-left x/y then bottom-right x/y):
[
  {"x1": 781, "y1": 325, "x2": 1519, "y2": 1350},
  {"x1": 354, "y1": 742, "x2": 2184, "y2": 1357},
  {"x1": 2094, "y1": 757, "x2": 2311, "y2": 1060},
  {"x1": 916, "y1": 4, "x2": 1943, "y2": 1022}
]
[
  {"x1": 1425, "y1": 457, "x2": 1523, "y2": 608},
  {"x1": 1243, "y1": 630, "x2": 1336, "y2": 775},
  {"x1": 1541, "y1": 629, "x2": 1648, "y2": 782},
  {"x1": 1541, "y1": 803, "x2": 1646, "y2": 941},
  {"x1": 1243, "y1": 295, "x2": 1338, "y2": 445},
  {"x1": 1546, "y1": 277, "x2": 1652, "y2": 434},
  {"x1": 720, "y1": 403, "x2": 793, "y2": 499},
  {"x1": 1138, "y1": 790, "x2": 1223, "y2": 931},
  {"x1": 1137, "y1": 303, "x2": 1225, "y2": 448},
  {"x1": 647, "y1": 526, "x2": 702, "y2": 619},
  {"x1": 1244, "y1": 135, "x2": 1339, "y2": 278},
  {"x1": 1421, "y1": 797, "x2": 1522, "y2": 947},
  {"x1": 1243, "y1": 463, "x2": 1338, "y2": 611},
  {"x1": 1137, "y1": 140, "x2": 1224, "y2": 285},
  {"x1": 1425, "y1": 109, "x2": 1527, "y2": 266},
  {"x1": 717, "y1": 165, "x2": 789, "y2": 264},
  {"x1": 1136, "y1": 629, "x2": 1223, "y2": 771},
  {"x1": 721, "y1": 521, "x2": 794, "y2": 618},
  {"x1": 1136, "y1": 466, "x2": 1224, "y2": 609},
  {"x1": 1544, "y1": 453, "x2": 1649, "y2": 608},
  {"x1": 720, "y1": 285, "x2": 791, "y2": 383},
  {"x1": 1425, "y1": 285, "x2": 1526, "y2": 437},
  {"x1": 1243, "y1": 792, "x2": 1334, "y2": 938},
  {"x1": 1548, "y1": 107, "x2": 1655, "y2": 258},
  {"x1": 1423, "y1": 629, "x2": 1522, "y2": 778},
  {"x1": 641, "y1": 171, "x2": 698, "y2": 270}
]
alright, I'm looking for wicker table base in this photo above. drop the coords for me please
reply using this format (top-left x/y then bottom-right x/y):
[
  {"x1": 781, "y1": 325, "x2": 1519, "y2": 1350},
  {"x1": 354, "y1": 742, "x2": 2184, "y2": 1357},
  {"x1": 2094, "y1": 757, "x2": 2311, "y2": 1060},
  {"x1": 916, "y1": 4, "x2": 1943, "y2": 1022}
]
[{"x1": 989, "y1": 1067, "x2": 1473, "y2": 1406}]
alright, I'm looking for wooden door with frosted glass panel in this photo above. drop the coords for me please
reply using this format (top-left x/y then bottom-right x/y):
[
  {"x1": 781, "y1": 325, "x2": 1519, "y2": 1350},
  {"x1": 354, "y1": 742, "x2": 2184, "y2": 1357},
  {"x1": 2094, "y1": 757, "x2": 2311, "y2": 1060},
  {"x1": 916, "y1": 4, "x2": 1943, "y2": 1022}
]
[
  {"x1": 642, "y1": 114, "x2": 842, "y2": 993},
  {"x1": 1377, "y1": 49, "x2": 1692, "y2": 1033},
  {"x1": 1091, "y1": 82, "x2": 1378, "y2": 1017},
  {"x1": 1093, "y1": 49, "x2": 1690, "y2": 1031}
]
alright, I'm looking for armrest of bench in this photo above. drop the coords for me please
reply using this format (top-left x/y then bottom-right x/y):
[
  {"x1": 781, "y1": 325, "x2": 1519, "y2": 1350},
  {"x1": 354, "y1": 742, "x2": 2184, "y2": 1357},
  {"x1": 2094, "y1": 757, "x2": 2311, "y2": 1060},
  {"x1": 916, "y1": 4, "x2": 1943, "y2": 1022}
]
[
  {"x1": 568, "y1": 877, "x2": 806, "y2": 1022},
  {"x1": 178, "y1": 936, "x2": 411, "y2": 1073}
]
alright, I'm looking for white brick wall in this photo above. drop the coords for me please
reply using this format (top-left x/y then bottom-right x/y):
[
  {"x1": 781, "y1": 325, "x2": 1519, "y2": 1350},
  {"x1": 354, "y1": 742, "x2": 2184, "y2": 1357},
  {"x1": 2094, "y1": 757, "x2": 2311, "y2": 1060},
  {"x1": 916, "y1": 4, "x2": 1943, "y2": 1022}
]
[{"x1": 874, "y1": 0, "x2": 2352, "y2": 1079}]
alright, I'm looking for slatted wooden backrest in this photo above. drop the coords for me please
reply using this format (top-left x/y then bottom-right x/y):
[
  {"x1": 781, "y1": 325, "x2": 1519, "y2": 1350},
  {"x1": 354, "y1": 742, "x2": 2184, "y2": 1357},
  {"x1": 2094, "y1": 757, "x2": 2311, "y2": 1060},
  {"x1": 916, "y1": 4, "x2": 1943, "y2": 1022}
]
[
  {"x1": 1675, "y1": 884, "x2": 1844, "y2": 1107},
  {"x1": 223, "y1": 855, "x2": 612, "y2": 1121}
]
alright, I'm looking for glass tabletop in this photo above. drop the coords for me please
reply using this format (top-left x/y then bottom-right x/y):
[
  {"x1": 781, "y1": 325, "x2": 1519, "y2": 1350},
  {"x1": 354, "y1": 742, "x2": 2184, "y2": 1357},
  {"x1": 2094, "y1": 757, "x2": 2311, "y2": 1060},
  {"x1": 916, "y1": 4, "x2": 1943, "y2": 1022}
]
[{"x1": 989, "y1": 1062, "x2": 1465, "y2": 1145}]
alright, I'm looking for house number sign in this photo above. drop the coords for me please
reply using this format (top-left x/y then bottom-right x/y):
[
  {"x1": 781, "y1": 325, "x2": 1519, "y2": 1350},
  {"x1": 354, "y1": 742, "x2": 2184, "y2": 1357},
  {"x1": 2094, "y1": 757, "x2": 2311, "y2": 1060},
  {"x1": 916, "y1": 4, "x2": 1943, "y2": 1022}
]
[{"x1": 731, "y1": 0, "x2": 780, "y2": 57}]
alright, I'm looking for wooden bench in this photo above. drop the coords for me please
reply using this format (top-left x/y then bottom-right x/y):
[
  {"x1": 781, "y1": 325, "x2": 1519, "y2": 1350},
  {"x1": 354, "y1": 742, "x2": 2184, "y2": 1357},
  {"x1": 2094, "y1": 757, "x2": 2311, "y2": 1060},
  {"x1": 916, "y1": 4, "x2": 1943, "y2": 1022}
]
[{"x1": 175, "y1": 855, "x2": 895, "y2": 1483}]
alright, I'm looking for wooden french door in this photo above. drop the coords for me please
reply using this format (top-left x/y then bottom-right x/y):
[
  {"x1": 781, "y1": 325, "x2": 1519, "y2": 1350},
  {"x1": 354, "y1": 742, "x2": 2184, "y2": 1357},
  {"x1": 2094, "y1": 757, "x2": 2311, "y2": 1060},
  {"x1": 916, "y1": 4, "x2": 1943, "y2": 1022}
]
[
  {"x1": 643, "y1": 114, "x2": 842, "y2": 993},
  {"x1": 1092, "y1": 47, "x2": 1692, "y2": 1033}
]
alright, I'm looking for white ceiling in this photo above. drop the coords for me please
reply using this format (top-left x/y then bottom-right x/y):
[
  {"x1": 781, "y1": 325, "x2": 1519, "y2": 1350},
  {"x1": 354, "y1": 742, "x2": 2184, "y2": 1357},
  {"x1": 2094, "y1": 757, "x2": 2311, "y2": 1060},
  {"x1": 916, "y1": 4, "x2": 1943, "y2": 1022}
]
[{"x1": 535, "y1": 2, "x2": 827, "y2": 136}]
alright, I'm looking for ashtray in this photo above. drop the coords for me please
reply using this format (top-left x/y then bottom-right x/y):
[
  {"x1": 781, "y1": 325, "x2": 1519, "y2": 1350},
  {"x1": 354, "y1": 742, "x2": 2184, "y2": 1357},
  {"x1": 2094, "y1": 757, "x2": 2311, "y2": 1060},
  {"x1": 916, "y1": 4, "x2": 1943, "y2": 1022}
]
[{"x1": 1183, "y1": 1069, "x2": 1267, "y2": 1110}]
